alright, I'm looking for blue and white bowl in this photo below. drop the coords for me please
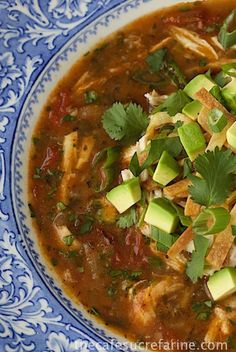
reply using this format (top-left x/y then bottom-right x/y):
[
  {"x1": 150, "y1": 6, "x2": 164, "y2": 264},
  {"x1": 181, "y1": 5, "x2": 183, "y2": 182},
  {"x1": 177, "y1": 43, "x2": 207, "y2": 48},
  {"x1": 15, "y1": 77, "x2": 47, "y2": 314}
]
[{"x1": 0, "y1": 1, "x2": 192, "y2": 350}]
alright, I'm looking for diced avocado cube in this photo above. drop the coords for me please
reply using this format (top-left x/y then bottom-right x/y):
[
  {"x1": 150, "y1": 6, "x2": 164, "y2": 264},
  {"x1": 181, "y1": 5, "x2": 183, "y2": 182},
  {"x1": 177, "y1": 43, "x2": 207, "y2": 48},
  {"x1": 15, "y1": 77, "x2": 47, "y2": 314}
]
[
  {"x1": 153, "y1": 151, "x2": 180, "y2": 186},
  {"x1": 106, "y1": 177, "x2": 141, "y2": 213},
  {"x1": 178, "y1": 122, "x2": 206, "y2": 161},
  {"x1": 184, "y1": 74, "x2": 215, "y2": 99},
  {"x1": 182, "y1": 100, "x2": 202, "y2": 120},
  {"x1": 207, "y1": 267, "x2": 236, "y2": 301},
  {"x1": 226, "y1": 121, "x2": 236, "y2": 149},
  {"x1": 222, "y1": 77, "x2": 236, "y2": 113},
  {"x1": 144, "y1": 198, "x2": 178, "y2": 233}
]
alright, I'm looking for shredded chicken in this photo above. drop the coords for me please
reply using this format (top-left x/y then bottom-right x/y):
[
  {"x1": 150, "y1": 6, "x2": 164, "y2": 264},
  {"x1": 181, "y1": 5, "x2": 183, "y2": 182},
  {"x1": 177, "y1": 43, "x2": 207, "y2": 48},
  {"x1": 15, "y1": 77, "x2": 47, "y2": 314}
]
[
  {"x1": 129, "y1": 277, "x2": 184, "y2": 327},
  {"x1": 169, "y1": 26, "x2": 218, "y2": 61}
]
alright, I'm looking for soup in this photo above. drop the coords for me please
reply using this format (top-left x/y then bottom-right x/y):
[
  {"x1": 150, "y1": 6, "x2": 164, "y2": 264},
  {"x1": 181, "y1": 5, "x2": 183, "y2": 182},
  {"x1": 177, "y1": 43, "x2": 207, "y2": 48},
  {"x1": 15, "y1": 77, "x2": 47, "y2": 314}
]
[{"x1": 29, "y1": 1, "x2": 236, "y2": 350}]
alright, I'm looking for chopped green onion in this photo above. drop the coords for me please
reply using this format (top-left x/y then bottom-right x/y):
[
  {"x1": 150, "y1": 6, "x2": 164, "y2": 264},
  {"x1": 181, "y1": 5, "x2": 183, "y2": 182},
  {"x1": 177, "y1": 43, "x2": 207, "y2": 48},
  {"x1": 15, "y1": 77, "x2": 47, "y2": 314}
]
[
  {"x1": 222, "y1": 62, "x2": 236, "y2": 77},
  {"x1": 218, "y1": 9, "x2": 236, "y2": 49},
  {"x1": 208, "y1": 108, "x2": 227, "y2": 133},
  {"x1": 214, "y1": 71, "x2": 232, "y2": 87},
  {"x1": 193, "y1": 207, "x2": 231, "y2": 236},
  {"x1": 151, "y1": 226, "x2": 177, "y2": 252},
  {"x1": 210, "y1": 86, "x2": 225, "y2": 105}
]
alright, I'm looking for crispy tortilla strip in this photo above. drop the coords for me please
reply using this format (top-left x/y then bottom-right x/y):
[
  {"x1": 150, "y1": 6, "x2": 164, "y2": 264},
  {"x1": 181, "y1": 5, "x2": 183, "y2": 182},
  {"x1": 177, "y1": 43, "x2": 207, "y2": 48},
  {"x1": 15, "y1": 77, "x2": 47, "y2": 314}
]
[
  {"x1": 169, "y1": 26, "x2": 218, "y2": 61},
  {"x1": 149, "y1": 37, "x2": 173, "y2": 53},
  {"x1": 205, "y1": 307, "x2": 233, "y2": 342},
  {"x1": 163, "y1": 179, "x2": 190, "y2": 199},
  {"x1": 206, "y1": 225, "x2": 234, "y2": 270},
  {"x1": 186, "y1": 57, "x2": 236, "y2": 76},
  {"x1": 167, "y1": 226, "x2": 194, "y2": 258},
  {"x1": 197, "y1": 106, "x2": 211, "y2": 134},
  {"x1": 184, "y1": 196, "x2": 201, "y2": 217},
  {"x1": 76, "y1": 136, "x2": 95, "y2": 170},
  {"x1": 146, "y1": 112, "x2": 171, "y2": 139},
  {"x1": 196, "y1": 88, "x2": 235, "y2": 123},
  {"x1": 196, "y1": 88, "x2": 234, "y2": 150}
]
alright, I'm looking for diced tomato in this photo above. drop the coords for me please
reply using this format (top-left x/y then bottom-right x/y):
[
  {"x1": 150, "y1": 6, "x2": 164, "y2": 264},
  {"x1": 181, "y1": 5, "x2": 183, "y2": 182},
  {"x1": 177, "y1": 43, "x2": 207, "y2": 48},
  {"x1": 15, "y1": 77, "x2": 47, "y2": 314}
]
[
  {"x1": 48, "y1": 91, "x2": 70, "y2": 126},
  {"x1": 41, "y1": 145, "x2": 59, "y2": 171}
]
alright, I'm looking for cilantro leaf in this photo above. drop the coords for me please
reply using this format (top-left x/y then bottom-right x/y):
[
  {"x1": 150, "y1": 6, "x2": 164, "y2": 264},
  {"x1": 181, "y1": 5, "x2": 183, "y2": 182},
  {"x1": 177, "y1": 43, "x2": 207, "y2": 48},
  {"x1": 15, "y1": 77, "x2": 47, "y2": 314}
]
[
  {"x1": 153, "y1": 90, "x2": 191, "y2": 116},
  {"x1": 186, "y1": 235, "x2": 209, "y2": 283},
  {"x1": 183, "y1": 158, "x2": 193, "y2": 178},
  {"x1": 145, "y1": 49, "x2": 186, "y2": 88},
  {"x1": 117, "y1": 207, "x2": 137, "y2": 229},
  {"x1": 189, "y1": 148, "x2": 236, "y2": 207},
  {"x1": 130, "y1": 136, "x2": 183, "y2": 176},
  {"x1": 145, "y1": 48, "x2": 167, "y2": 73},
  {"x1": 102, "y1": 102, "x2": 148, "y2": 145}
]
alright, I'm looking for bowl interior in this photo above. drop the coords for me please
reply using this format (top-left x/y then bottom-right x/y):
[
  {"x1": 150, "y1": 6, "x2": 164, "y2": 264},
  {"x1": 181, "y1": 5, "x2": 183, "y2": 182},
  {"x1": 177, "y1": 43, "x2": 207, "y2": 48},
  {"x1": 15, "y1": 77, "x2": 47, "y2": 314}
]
[{"x1": 11, "y1": 0, "x2": 194, "y2": 346}]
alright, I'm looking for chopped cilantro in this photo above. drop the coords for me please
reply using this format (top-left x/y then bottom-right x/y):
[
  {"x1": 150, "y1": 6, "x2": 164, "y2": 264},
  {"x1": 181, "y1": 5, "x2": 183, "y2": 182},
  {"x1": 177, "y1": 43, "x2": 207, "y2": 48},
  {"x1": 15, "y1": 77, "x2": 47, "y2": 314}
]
[
  {"x1": 146, "y1": 48, "x2": 167, "y2": 73},
  {"x1": 51, "y1": 258, "x2": 58, "y2": 266},
  {"x1": 189, "y1": 148, "x2": 236, "y2": 207},
  {"x1": 107, "y1": 285, "x2": 117, "y2": 297},
  {"x1": 79, "y1": 216, "x2": 94, "y2": 235},
  {"x1": 78, "y1": 266, "x2": 84, "y2": 273},
  {"x1": 102, "y1": 102, "x2": 148, "y2": 145},
  {"x1": 108, "y1": 268, "x2": 142, "y2": 281},
  {"x1": 62, "y1": 114, "x2": 76, "y2": 122},
  {"x1": 183, "y1": 158, "x2": 193, "y2": 178},
  {"x1": 32, "y1": 137, "x2": 40, "y2": 145},
  {"x1": 192, "y1": 300, "x2": 213, "y2": 320},
  {"x1": 56, "y1": 201, "x2": 67, "y2": 211},
  {"x1": 153, "y1": 90, "x2": 191, "y2": 116},
  {"x1": 33, "y1": 167, "x2": 42, "y2": 179},
  {"x1": 186, "y1": 235, "x2": 209, "y2": 283},
  {"x1": 63, "y1": 235, "x2": 75, "y2": 246},
  {"x1": 146, "y1": 49, "x2": 186, "y2": 88},
  {"x1": 116, "y1": 207, "x2": 137, "y2": 229},
  {"x1": 88, "y1": 307, "x2": 100, "y2": 316},
  {"x1": 84, "y1": 90, "x2": 98, "y2": 104}
]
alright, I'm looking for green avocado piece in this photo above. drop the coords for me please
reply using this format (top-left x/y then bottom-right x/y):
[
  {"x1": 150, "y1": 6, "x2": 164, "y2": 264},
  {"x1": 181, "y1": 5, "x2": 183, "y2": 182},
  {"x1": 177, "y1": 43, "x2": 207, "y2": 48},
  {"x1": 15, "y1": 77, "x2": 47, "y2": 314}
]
[
  {"x1": 226, "y1": 121, "x2": 236, "y2": 149},
  {"x1": 153, "y1": 151, "x2": 180, "y2": 186},
  {"x1": 207, "y1": 267, "x2": 236, "y2": 301},
  {"x1": 184, "y1": 74, "x2": 215, "y2": 99},
  {"x1": 182, "y1": 100, "x2": 202, "y2": 120},
  {"x1": 106, "y1": 177, "x2": 141, "y2": 214},
  {"x1": 144, "y1": 198, "x2": 178, "y2": 233},
  {"x1": 178, "y1": 122, "x2": 206, "y2": 161},
  {"x1": 222, "y1": 77, "x2": 236, "y2": 113}
]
